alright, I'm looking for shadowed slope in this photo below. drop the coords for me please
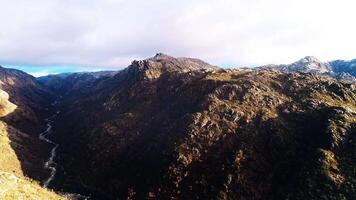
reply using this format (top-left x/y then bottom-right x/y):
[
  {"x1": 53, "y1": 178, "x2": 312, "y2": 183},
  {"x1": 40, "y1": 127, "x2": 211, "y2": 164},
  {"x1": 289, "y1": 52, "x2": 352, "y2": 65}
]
[{"x1": 0, "y1": 88, "x2": 67, "y2": 199}]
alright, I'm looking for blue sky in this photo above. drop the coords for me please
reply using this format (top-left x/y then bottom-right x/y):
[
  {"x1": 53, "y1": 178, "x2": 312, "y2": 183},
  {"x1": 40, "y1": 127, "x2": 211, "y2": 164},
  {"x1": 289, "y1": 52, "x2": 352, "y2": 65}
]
[
  {"x1": 0, "y1": 0, "x2": 356, "y2": 76},
  {"x1": 3, "y1": 64, "x2": 112, "y2": 77}
]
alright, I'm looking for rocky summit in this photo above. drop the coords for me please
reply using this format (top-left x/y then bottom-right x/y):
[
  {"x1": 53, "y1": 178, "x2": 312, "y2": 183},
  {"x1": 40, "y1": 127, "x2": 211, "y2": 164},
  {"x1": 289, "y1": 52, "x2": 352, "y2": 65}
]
[{"x1": 0, "y1": 54, "x2": 355, "y2": 200}]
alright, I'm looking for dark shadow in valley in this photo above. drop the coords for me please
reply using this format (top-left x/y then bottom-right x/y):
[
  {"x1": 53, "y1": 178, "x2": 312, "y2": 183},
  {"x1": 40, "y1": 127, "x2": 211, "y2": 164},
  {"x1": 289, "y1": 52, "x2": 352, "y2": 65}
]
[{"x1": 0, "y1": 100, "x2": 54, "y2": 184}]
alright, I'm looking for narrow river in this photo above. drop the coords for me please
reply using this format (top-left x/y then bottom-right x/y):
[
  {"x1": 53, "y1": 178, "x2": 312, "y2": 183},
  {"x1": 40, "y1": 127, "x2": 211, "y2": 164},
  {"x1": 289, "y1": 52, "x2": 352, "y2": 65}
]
[
  {"x1": 38, "y1": 104, "x2": 90, "y2": 199},
  {"x1": 38, "y1": 112, "x2": 60, "y2": 188}
]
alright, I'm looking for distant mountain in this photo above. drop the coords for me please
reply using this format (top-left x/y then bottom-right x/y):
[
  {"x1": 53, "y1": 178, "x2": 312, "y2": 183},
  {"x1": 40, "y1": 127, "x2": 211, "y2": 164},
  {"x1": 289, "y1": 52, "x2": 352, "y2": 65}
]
[
  {"x1": 259, "y1": 56, "x2": 356, "y2": 82},
  {"x1": 37, "y1": 71, "x2": 117, "y2": 96},
  {"x1": 329, "y1": 59, "x2": 356, "y2": 77},
  {"x1": 37, "y1": 53, "x2": 218, "y2": 97}
]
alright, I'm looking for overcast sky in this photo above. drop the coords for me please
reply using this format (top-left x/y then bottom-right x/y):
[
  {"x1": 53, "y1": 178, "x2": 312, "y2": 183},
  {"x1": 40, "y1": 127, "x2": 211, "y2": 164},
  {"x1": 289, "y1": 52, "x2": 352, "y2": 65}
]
[{"x1": 0, "y1": 0, "x2": 355, "y2": 76}]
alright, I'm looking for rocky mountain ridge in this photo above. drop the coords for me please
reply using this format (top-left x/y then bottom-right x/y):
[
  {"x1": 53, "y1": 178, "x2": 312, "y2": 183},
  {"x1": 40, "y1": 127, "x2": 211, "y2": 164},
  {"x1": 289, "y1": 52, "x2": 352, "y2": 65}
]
[
  {"x1": 259, "y1": 56, "x2": 356, "y2": 82},
  {"x1": 39, "y1": 54, "x2": 355, "y2": 199},
  {"x1": 0, "y1": 54, "x2": 355, "y2": 199}
]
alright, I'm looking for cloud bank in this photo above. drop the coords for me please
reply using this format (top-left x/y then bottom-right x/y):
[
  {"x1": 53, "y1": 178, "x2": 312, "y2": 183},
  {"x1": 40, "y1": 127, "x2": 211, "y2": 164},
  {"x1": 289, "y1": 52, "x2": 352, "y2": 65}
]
[{"x1": 0, "y1": 0, "x2": 356, "y2": 69}]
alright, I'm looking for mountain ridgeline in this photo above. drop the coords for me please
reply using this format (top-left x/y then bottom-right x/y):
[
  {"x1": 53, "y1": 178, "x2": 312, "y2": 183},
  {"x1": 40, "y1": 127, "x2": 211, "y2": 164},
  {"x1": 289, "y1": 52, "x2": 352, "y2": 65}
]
[
  {"x1": 0, "y1": 54, "x2": 355, "y2": 199},
  {"x1": 259, "y1": 56, "x2": 356, "y2": 82}
]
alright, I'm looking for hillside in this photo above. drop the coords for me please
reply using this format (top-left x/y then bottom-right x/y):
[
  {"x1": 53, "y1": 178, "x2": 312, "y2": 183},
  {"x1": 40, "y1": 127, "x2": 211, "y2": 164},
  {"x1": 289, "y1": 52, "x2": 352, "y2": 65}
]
[
  {"x1": 40, "y1": 54, "x2": 356, "y2": 199},
  {"x1": 0, "y1": 65, "x2": 68, "y2": 199},
  {"x1": 0, "y1": 88, "x2": 66, "y2": 199}
]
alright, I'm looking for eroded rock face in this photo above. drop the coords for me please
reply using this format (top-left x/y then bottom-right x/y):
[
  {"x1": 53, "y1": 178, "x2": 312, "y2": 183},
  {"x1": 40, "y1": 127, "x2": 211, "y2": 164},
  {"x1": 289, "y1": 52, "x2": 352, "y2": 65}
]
[{"x1": 49, "y1": 55, "x2": 356, "y2": 200}]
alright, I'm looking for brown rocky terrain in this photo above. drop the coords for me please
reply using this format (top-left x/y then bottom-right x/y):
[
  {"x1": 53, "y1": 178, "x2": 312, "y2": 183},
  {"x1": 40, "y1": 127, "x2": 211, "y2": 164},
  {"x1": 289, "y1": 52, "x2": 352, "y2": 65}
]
[
  {"x1": 0, "y1": 54, "x2": 354, "y2": 199},
  {"x1": 41, "y1": 54, "x2": 356, "y2": 199}
]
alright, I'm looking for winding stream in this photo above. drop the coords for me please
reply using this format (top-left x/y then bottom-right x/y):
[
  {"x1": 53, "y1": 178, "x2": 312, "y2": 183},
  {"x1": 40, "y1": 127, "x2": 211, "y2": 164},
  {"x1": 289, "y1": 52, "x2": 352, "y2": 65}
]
[
  {"x1": 38, "y1": 104, "x2": 90, "y2": 199},
  {"x1": 39, "y1": 112, "x2": 60, "y2": 188}
]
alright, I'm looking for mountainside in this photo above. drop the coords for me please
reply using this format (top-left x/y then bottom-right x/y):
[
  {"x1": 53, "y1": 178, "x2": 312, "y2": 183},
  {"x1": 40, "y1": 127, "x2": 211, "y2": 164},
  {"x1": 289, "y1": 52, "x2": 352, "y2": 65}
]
[
  {"x1": 0, "y1": 66, "x2": 54, "y2": 132},
  {"x1": 260, "y1": 56, "x2": 356, "y2": 82},
  {"x1": 39, "y1": 54, "x2": 356, "y2": 199},
  {"x1": 0, "y1": 66, "x2": 56, "y2": 180},
  {"x1": 0, "y1": 55, "x2": 355, "y2": 199},
  {"x1": 0, "y1": 67, "x2": 66, "y2": 199}
]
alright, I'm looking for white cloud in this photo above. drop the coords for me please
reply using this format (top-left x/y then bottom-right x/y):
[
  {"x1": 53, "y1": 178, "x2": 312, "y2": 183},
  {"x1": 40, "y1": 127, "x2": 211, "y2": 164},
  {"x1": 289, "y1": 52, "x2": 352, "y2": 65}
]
[
  {"x1": 0, "y1": 0, "x2": 355, "y2": 69},
  {"x1": 29, "y1": 71, "x2": 50, "y2": 77}
]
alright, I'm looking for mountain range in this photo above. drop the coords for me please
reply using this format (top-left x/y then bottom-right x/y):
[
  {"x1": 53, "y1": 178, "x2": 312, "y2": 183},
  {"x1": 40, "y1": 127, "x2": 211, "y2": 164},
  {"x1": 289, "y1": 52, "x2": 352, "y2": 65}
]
[
  {"x1": 259, "y1": 56, "x2": 356, "y2": 82},
  {"x1": 0, "y1": 54, "x2": 355, "y2": 199}
]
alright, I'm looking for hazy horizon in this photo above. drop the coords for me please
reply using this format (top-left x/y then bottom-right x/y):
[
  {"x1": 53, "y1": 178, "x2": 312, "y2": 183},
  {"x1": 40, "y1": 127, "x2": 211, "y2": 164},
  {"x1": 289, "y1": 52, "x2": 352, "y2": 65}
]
[{"x1": 2, "y1": 54, "x2": 355, "y2": 77}]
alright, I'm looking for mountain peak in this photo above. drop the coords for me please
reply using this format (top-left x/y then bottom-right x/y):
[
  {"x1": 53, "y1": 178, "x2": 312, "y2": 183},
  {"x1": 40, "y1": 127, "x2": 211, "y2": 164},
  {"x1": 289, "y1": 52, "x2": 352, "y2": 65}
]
[
  {"x1": 126, "y1": 54, "x2": 219, "y2": 80},
  {"x1": 260, "y1": 56, "x2": 332, "y2": 74},
  {"x1": 299, "y1": 56, "x2": 321, "y2": 63},
  {"x1": 152, "y1": 53, "x2": 173, "y2": 60},
  {"x1": 285, "y1": 56, "x2": 331, "y2": 73}
]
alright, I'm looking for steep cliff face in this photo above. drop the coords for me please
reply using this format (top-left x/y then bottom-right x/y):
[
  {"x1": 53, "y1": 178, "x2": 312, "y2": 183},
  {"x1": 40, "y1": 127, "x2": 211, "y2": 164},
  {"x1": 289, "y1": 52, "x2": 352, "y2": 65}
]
[{"x1": 47, "y1": 55, "x2": 356, "y2": 199}]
